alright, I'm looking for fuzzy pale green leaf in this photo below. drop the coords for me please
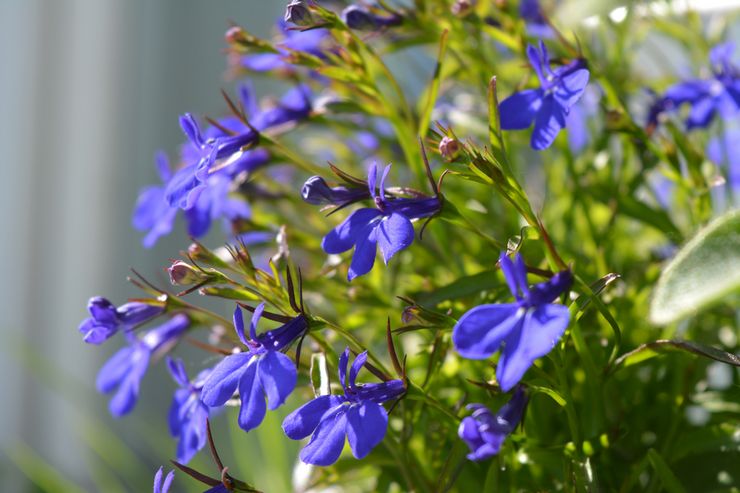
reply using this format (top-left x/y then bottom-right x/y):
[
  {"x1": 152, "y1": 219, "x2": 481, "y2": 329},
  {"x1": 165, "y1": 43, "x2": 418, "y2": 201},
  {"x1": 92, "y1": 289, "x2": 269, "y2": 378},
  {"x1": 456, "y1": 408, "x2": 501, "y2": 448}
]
[{"x1": 650, "y1": 209, "x2": 740, "y2": 325}]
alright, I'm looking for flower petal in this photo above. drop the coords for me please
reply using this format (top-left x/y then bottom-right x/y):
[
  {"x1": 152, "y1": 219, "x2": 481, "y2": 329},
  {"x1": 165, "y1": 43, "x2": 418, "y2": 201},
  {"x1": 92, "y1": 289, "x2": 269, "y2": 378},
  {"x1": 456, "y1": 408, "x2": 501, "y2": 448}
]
[
  {"x1": 686, "y1": 96, "x2": 716, "y2": 129},
  {"x1": 321, "y1": 208, "x2": 382, "y2": 255},
  {"x1": 249, "y1": 303, "x2": 265, "y2": 343},
  {"x1": 282, "y1": 395, "x2": 346, "y2": 439},
  {"x1": 452, "y1": 304, "x2": 522, "y2": 360},
  {"x1": 347, "y1": 221, "x2": 379, "y2": 280},
  {"x1": 96, "y1": 346, "x2": 135, "y2": 393},
  {"x1": 349, "y1": 351, "x2": 368, "y2": 389},
  {"x1": 338, "y1": 347, "x2": 350, "y2": 389},
  {"x1": 531, "y1": 96, "x2": 567, "y2": 150},
  {"x1": 553, "y1": 68, "x2": 589, "y2": 109},
  {"x1": 200, "y1": 353, "x2": 252, "y2": 407},
  {"x1": 496, "y1": 304, "x2": 570, "y2": 391},
  {"x1": 299, "y1": 406, "x2": 349, "y2": 466},
  {"x1": 499, "y1": 89, "x2": 543, "y2": 130},
  {"x1": 237, "y1": 359, "x2": 267, "y2": 432},
  {"x1": 377, "y1": 213, "x2": 414, "y2": 264},
  {"x1": 258, "y1": 351, "x2": 297, "y2": 410},
  {"x1": 346, "y1": 402, "x2": 388, "y2": 459}
]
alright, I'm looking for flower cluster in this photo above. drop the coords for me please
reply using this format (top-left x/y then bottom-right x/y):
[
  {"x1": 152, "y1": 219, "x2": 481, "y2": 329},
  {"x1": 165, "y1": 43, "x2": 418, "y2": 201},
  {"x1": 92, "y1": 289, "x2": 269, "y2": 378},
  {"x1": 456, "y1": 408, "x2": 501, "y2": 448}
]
[{"x1": 74, "y1": 1, "x2": 740, "y2": 491}]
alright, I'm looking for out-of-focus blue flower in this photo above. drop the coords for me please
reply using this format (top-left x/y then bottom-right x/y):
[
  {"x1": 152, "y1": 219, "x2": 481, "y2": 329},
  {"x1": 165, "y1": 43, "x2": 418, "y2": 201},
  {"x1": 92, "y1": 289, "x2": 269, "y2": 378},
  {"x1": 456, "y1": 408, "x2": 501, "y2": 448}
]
[
  {"x1": 201, "y1": 304, "x2": 306, "y2": 432},
  {"x1": 341, "y1": 5, "x2": 402, "y2": 31},
  {"x1": 167, "y1": 357, "x2": 211, "y2": 464},
  {"x1": 153, "y1": 467, "x2": 175, "y2": 493},
  {"x1": 651, "y1": 42, "x2": 740, "y2": 130},
  {"x1": 520, "y1": 0, "x2": 553, "y2": 38},
  {"x1": 241, "y1": 20, "x2": 330, "y2": 73},
  {"x1": 500, "y1": 41, "x2": 589, "y2": 150},
  {"x1": 79, "y1": 296, "x2": 164, "y2": 345},
  {"x1": 452, "y1": 253, "x2": 572, "y2": 391},
  {"x1": 301, "y1": 176, "x2": 371, "y2": 206},
  {"x1": 283, "y1": 348, "x2": 406, "y2": 466},
  {"x1": 707, "y1": 126, "x2": 740, "y2": 194},
  {"x1": 132, "y1": 152, "x2": 180, "y2": 248},
  {"x1": 320, "y1": 163, "x2": 441, "y2": 280},
  {"x1": 164, "y1": 84, "x2": 310, "y2": 211},
  {"x1": 97, "y1": 315, "x2": 189, "y2": 417},
  {"x1": 458, "y1": 385, "x2": 528, "y2": 461},
  {"x1": 564, "y1": 84, "x2": 601, "y2": 152}
]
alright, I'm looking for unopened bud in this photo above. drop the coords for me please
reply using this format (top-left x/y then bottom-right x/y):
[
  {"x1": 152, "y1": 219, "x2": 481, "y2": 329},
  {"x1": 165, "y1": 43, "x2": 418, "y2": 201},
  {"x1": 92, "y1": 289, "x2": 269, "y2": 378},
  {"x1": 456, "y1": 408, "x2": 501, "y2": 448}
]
[
  {"x1": 168, "y1": 261, "x2": 205, "y2": 286},
  {"x1": 225, "y1": 26, "x2": 245, "y2": 44},
  {"x1": 439, "y1": 136, "x2": 461, "y2": 161},
  {"x1": 342, "y1": 5, "x2": 379, "y2": 31},
  {"x1": 285, "y1": 0, "x2": 315, "y2": 27},
  {"x1": 451, "y1": 0, "x2": 476, "y2": 17}
]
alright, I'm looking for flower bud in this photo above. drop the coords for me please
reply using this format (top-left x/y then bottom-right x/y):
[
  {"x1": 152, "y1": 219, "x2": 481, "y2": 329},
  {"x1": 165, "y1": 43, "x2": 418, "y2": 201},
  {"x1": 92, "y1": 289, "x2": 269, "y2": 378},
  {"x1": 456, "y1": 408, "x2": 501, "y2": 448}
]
[
  {"x1": 117, "y1": 302, "x2": 165, "y2": 325},
  {"x1": 168, "y1": 261, "x2": 205, "y2": 286},
  {"x1": 451, "y1": 0, "x2": 476, "y2": 17},
  {"x1": 439, "y1": 136, "x2": 461, "y2": 161},
  {"x1": 341, "y1": 5, "x2": 379, "y2": 31},
  {"x1": 284, "y1": 0, "x2": 314, "y2": 27},
  {"x1": 225, "y1": 26, "x2": 245, "y2": 44}
]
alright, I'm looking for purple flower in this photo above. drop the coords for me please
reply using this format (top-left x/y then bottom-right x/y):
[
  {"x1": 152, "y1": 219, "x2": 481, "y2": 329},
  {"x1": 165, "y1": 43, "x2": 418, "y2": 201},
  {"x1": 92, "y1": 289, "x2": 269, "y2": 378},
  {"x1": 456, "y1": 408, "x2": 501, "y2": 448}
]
[
  {"x1": 520, "y1": 0, "x2": 553, "y2": 38},
  {"x1": 458, "y1": 385, "x2": 528, "y2": 461},
  {"x1": 241, "y1": 21, "x2": 329, "y2": 73},
  {"x1": 282, "y1": 348, "x2": 406, "y2": 466},
  {"x1": 652, "y1": 42, "x2": 740, "y2": 130},
  {"x1": 96, "y1": 315, "x2": 189, "y2": 417},
  {"x1": 167, "y1": 357, "x2": 211, "y2": 464},
  {"x1": 301, "y1": 176, "x2": 371, "y2": 206},
  {"x1": 500, "y1": 41, "x2": 590, "y2": 150},
  {"x1": 132, "y1": 152, "x2": 179, "y2": 248},
  {"x1": 200, "y1": 304, "x2": 306, "y2": 432},
  {"x1": 153, "y1": 467, "x2": 175, "y2": 493},
  {"x1": 79, "y1": 296, "x2": 164, "y2": 345},
  {"x1": 452, "y1": 253, "x2": 572, "y2": 391},
  {"x1": 341, "y1": 5, "x2": 402, "y2": 31},
  {"x1": 320, "y1": 164, "x2": 441, "y2": 280}
]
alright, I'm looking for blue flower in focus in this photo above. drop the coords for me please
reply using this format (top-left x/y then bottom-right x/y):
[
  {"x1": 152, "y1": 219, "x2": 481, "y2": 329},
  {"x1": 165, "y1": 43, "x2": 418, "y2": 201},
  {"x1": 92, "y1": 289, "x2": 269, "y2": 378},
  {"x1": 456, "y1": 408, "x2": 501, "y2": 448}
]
[
  {"x1": 500, "y1": 41, "x2": 589, "y2": 150},
  {"x1": 320, "y1": 163, "x2": 441, "y2": 280},
  {"x1": 282, "y1": 348, "x2": 406, "y2": 466},
  {"x1": 79, "y1": 296, "x2": 164, "y2": 345},
  {"x1": 166, "y1": 357, "x2": 211, "y2": 464},
  {"x1": 201, "y1": 303, "x2": 306, "y2": 432},
  {"x1": 459, "y1": 385, "x2": 528, "y2": 461},
  {"x1": 241, "y1": 20, "x2": 330, "y2": 73},
  {"x1": 452, "y1": 253, "x2": 572, "y2": 391},
  {"x1": 301, "y1": 176, "x2": 371, "y2": 206},
  {"x1": 153, "y1": 467, "x2": 175, "y2": 493},
  {"x1": 97, "y1": 315, "x2": 189, "y2": 417},
  {"x1": 652, "y1": 42, "x2": 740, "y2": 130}
]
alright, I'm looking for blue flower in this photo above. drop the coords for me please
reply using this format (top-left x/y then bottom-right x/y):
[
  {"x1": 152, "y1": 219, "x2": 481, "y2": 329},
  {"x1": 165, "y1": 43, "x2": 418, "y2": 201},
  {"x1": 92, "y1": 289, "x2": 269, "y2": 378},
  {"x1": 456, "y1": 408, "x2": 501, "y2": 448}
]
[
  {"x1": 520, "y1": 0, "x2": 553, "y2": 38},
  {"x1": 282, "y1": 348, "x2": 406, "y2": 466},
  {"x1": 320, "y1": 164, "x2": 441, "y2": 280},
  {"x1": 341, "y1": 5, "x2": 402, "y2": 31},
  {"x1": 458, "y1": 385, "x2": 528, "y2": 461},
  {"x1": 241, "y1": 20, "x2": 330, "y2": 73},
  {"x1": 132, "y1": 152, "x2": 180, "y2": 248},
  {"x1": 200, "y1": 303, "x2": 306, "y2": 432},
  {"x1": 153, "y1": 467, "x2": 175, "y2": 493},
  {"x1": 301, "y1": 176, "x2": 371, "y2": 206},
  {"x1": 452, "y1": 253, "x2": 572, "y2": 391},
  {"x1": 653, "y1": 42, "x2": 740, "y2": 130},
  {"x1": 79, "y1": 296, "x2": 164, "y2": 345},
  {"x1": 166, "y1": 357, "x2": 211, "y2": 464},
  {"x1": 96, "y1": 315, "x2": 189, "y2": 417},
  {"x1": 500, "y1": 41, "x2": 590, "y2": 150}
]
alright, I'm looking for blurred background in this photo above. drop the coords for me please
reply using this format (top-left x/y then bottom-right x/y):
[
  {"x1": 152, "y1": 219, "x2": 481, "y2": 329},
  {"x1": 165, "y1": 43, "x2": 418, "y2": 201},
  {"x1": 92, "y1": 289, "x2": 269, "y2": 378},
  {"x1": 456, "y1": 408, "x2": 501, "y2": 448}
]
[{"x1": 0, "y1": 1, "x2": 288, "y2": 491}]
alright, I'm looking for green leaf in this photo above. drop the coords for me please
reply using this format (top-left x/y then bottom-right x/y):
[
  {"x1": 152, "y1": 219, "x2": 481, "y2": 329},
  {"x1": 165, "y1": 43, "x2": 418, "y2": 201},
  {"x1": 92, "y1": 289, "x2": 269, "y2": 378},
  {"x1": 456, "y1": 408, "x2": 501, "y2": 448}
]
[
  {"x1": 647, "y1": 449, "x2": 687, "y2": 493},
  {"x1": 611, "y1": 339, "x2": 740, "y2": 372},
  {"x1": 417, "y1": 29, "x2": 449, "y2": 138},
  {"x1": 649, "y1": 208, "x2": 740, "y2": 325}
]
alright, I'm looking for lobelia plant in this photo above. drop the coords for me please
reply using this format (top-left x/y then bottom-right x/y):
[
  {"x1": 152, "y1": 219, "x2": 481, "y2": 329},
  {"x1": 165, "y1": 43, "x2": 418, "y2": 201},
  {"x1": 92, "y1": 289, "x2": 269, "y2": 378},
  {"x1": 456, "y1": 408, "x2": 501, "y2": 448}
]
[{"x1": 78, "y1": 1, "x2": 740, "y2": 491}]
